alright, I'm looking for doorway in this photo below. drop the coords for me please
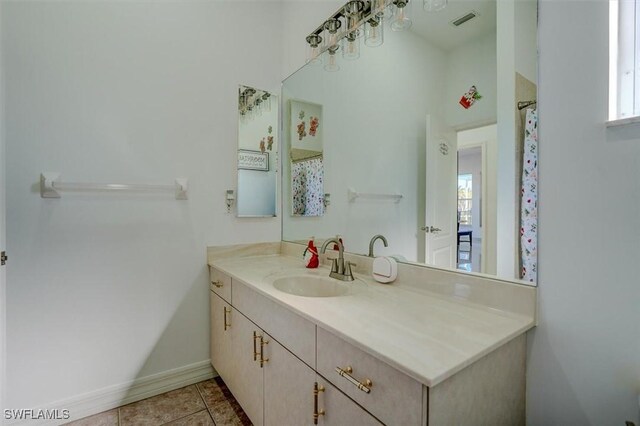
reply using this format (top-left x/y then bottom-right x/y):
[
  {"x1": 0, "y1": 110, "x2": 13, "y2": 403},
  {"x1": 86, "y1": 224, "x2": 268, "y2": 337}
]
[
  {"x1": 456, "y1": 123, "x2": 497, "y2": 274},
  {"x1": 457, "y1": 147, "x2": 482, "y2": 272}
]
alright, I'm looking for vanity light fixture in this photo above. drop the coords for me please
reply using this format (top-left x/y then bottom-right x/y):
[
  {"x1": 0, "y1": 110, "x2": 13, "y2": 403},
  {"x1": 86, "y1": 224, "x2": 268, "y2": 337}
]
[
  {"x1": 423, "y1": 0, "x2": 447, "y2": 12},
  {"x1": 238, "y1": 86, "x2": 271, "y2": 122},
  {"x1": 304, "y1": 0, "x2": 416, "y2": 73}
]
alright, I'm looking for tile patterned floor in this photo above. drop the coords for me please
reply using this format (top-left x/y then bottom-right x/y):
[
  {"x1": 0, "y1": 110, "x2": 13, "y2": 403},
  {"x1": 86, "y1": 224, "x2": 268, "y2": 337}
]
[{"x1": 65, "y1": 377, "x2": 252, "y2": 426}]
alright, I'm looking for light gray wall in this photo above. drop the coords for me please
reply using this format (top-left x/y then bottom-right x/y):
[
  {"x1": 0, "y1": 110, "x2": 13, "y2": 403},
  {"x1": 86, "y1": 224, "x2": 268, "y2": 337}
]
[
  {"x1": 3, "y1": 0, "x2": 282, "y2": 411},
  {"x1": 527, "y1": 1, "x2": 640, "y2": 424}
]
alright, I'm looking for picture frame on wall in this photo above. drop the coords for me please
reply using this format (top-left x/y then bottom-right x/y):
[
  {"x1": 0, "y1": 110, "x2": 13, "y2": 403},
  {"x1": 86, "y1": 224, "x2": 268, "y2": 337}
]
[
  {"x1": 289, "y1": 99, "x2": 323, "y2": 153},
  {"x1": 238, "y1": 149, "x2": 269, "y2": 171}
]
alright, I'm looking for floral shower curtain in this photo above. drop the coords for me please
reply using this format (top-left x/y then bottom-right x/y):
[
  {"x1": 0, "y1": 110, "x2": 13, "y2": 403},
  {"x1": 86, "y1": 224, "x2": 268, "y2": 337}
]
[
  {"x1": 291, "y1": 157, "x2": 324, "y2": 216},
  {"x1": 520, "y1": 108, "x2": 538, "y2": 282}
]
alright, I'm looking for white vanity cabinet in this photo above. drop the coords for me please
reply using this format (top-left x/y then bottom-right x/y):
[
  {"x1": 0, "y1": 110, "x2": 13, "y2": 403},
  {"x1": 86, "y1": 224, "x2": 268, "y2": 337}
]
[
  {"x1": 209, "y1": 268, "x2": 383, "y2": 425},
  {"x1": 209, "y1": 266, "x2": 527, "y2": 426}
]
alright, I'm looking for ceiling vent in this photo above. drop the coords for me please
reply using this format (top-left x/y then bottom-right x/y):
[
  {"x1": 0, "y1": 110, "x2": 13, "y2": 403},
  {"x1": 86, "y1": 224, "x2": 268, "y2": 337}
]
[{"x1": 451, "y1": 11, "x2": 479, "y2": 27}]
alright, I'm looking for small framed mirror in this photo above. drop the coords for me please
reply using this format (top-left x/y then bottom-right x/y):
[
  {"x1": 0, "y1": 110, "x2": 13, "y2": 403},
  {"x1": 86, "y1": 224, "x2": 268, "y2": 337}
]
[{"x1": 237, "y1": 85, "x2": 278, "y2": 217}]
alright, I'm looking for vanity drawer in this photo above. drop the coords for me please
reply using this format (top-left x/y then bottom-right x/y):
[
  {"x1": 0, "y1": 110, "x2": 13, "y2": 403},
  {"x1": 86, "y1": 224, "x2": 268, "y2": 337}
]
[
  {"x1": 233, "y1": 279, "x2": 316, "y2": 368},
  {"x1": 209, "y1": 267, "x2": 232, "y2": 303},
  {"x1": 316, "y1": 327, "x2": 423, "y2": 426}
]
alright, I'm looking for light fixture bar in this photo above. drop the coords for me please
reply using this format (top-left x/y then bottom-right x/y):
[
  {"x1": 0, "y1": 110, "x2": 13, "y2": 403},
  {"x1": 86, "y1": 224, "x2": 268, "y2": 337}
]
[{"x1": 306, "y1": 0, "x2": 397, "y2": 61}]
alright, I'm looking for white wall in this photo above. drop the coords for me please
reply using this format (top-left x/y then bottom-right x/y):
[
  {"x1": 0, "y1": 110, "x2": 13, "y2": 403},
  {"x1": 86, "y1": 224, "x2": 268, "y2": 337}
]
[
  {"x1": 3, "y1": 0, "x2": 282, "y2": 414},
  {"x1": 445, "y1": 32, "x2": 497, "y2": 130},
  {"x1": 527, "y1": 1, "x2": 640, "y2": 424}
]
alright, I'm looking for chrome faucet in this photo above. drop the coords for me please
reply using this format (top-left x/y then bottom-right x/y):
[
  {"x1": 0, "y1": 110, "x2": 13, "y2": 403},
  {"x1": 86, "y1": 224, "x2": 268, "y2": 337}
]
[
  {"x1": 320, "y1": 238, "x2": 356, "y2": 281},
  {"x1": 368, "y1": 234, "x2": 388, "y2": 257}
]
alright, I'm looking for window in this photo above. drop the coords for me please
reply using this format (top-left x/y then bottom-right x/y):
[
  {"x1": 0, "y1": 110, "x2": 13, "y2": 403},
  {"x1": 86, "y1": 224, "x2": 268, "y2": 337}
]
[
  {"x1": 457, "y1": 174, "x2": 473, "y2": 226},
  {"x1": 609, "y1": 0, "x2": 640, "y2": 121}
]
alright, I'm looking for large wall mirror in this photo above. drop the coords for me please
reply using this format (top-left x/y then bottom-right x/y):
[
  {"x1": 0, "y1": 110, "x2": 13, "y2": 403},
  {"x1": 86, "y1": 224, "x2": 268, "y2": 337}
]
[
  {"x1": 237, "y1": 85, "x2": 278, "y2": 217},
  {"x1": 282, "y1": 0, "x2": 538, "y2": 284}
]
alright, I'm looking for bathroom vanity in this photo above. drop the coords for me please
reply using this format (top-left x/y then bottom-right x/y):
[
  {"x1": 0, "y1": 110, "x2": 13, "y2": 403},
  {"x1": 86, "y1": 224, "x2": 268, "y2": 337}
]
[{"x1": 207, "y1": 242, "x2": 536, "y2": 426}]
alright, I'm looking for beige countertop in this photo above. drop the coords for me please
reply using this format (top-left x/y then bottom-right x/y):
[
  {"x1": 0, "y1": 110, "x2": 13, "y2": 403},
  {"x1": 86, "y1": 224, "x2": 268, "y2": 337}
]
[{"x1": 209, "y1": 253, "x2": 535, "y2": 388}]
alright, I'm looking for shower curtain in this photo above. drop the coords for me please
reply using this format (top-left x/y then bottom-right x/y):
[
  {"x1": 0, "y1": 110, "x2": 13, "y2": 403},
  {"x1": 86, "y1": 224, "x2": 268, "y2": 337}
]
[
  {"x1": 291, "y1": 157, "x2": 324, "y2": 216},
  {"x1": 520, "y1": 109, "x2": 538, "y2": 282}
]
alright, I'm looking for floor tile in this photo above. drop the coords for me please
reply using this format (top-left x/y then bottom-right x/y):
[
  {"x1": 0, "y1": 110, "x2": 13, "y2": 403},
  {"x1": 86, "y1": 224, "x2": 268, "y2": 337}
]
[
  {"x1": 119, "y1": 385, "x2": 206, "y2": 426},
  {"x1": 197, "y1": 378, "x2": 251, "y2": 426},
  {"x1": 64, "y1": 409, "x2": 119, "y2": 426},
  {"x1": 163, "y1": 409, "x2": 214, "y2": 426}
]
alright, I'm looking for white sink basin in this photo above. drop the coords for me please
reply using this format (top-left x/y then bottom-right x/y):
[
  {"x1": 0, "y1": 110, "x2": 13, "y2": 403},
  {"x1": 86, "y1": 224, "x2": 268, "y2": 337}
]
[{"x1": 268, "y1": 270, "x2": 365, "y2": 297}]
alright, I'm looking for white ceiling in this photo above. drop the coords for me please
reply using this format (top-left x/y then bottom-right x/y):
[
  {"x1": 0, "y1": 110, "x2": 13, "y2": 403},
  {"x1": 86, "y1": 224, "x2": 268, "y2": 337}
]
[{"x1": 408, "y1": 0, "x2": 496, "y2": 51}]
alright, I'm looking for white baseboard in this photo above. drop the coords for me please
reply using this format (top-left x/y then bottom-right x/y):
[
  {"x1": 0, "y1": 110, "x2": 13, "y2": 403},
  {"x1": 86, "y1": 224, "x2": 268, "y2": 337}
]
[{"x1": 7, "y1": 360, "x2": 215, "y2": 426}]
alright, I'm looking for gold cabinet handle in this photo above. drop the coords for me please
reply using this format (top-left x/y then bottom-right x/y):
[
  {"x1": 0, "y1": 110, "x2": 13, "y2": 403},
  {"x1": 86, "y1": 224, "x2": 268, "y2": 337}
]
[
  {"x1": 253, "y1": 331, "x2": 260, "y2": 361},
  {"x1": 223, "y1": 307, "x2": 231, "y2": 331},
  {"x1": 335, "y1": 366, "x2": 372, "y2": 394},
  {"x1": 212, "y1": 280, "x2": 223, "y2": 288},
  {"x1": 259, "y1": 336, "x2": 269, "y2": 367},
  {"x1": 313, "y1": 382, "x2": 325, "y2": 424}
]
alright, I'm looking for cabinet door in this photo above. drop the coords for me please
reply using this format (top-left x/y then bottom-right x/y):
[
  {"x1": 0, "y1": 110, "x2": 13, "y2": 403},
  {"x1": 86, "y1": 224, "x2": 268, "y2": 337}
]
[
  {"x1": 263, "y1": 333, "x2": 316, "y2": 426},
  {"x1": 317, "y1": 377, "x2": 382, "y2": 426},
  {"x1": 210, "y1": 292, "x2": 232, "y2": 383},
  {"x1": 229, "y1": 308, "x2": 264, "y2": 426}
]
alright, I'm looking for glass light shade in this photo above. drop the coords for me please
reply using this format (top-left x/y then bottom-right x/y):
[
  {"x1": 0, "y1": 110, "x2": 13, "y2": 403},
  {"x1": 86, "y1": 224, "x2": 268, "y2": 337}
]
[
  {"x1": 342, "y1": 33, "x2": 360, "y2": 60},
  {"x1": 423, "y1": 0, "x2": 447, "y2": 12},
  {"x1": 365, "y1": 17, "x2": 384, "y2": 47},
  {"x1": 370, "y1": 0, "x2": 393, "y2": 22},
  {"x1": 324, "y1": 49, "x2": 340, "y2": 72},
  {"x1": 306, "y1": 34, "x2": 323, "y2": 64},
  {"x1": 323, "y1": 18, "x2": 342, "y2": 48},
  {"x1": 391, "y1": 0, "x2": 412, "y2": 31}
]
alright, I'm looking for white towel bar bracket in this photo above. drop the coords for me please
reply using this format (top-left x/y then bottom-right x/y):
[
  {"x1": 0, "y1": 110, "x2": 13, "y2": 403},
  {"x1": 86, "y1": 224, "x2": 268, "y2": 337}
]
[{"x1": 40, "y1": 173, "x2": 188, "y2": 200}]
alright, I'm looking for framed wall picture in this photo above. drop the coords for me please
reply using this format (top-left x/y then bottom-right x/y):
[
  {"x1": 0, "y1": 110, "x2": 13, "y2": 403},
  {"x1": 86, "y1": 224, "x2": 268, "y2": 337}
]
[
  {"x1": 289, "y1": 100, "x2": 323, "y2": 154},
  {"x1": 238, "y1": 149, "x2": 269, "y2": 171}
]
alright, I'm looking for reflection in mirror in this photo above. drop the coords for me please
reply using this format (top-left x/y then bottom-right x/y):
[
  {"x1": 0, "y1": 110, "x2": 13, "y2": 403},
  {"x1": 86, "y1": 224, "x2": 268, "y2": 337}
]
[
  {"x1": 289, "y1": 100, "x2": 324, "y2": 217},
  {"x1": 237, "y1": 85, "x2": 278, "y2": 217},
  {"x1": 282, "y1": 0, "x2": 538, "y2": 284}
]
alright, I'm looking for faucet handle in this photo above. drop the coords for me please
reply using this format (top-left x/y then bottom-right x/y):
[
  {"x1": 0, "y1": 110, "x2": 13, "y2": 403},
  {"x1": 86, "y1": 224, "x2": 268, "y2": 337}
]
[
  {"x1": 344, "y1": 261, "x2": 357, "y2": 277},
  {"x1": 327, "y1": 257, "x2": 340, "y2": 273}
]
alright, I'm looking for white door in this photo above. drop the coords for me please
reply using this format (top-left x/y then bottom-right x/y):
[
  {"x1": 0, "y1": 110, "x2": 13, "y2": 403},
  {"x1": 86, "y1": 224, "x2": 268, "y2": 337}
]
[
  {"x1": 263, "y1": 333, "x2": 316, "y2": 425},
  {"x1": 229, "y1": 308, "x2": 264, "y2": 426},
  {"x1": 424, "y1": 115, "x2": 458, "y2": 268}
]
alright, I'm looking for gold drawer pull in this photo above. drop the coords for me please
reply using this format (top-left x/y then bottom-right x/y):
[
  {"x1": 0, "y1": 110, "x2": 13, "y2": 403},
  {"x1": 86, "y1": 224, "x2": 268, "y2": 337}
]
[
  {"x1": 335, "y1": 366, "x2": 372, "y2": 394},
  {"x1": 259, "y1": 336, "x2": 269, "y2": 367},
  {"x1": 212, "y1": 280, "x2": 223, "y2": 288},
  {"x1": 313, "y1": 382, "x2": 325, "y2": 424},
  {"x1": 253, "y1": 331, "x2": 260, "y2": 361},
  {"x1": 223, "y1": 307, "x2": 231, "y2": 331}
]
